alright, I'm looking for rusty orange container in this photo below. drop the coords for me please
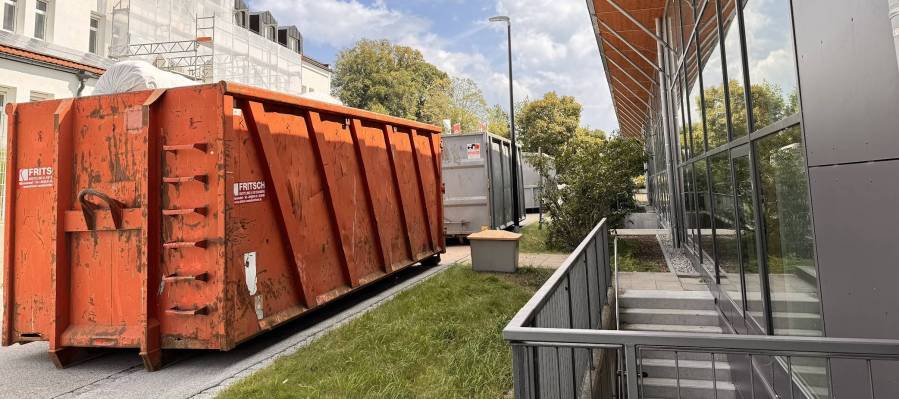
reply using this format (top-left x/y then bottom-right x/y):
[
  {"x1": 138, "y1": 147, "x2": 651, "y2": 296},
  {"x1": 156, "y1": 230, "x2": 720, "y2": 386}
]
[{"x1": 1, "y1": 82, "x2": 444, "y2": 370}]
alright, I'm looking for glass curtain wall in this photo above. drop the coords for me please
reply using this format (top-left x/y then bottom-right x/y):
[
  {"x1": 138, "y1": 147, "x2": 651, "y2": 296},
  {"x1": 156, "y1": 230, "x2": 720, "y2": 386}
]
[
  {"x1": 647, "y1": 0, "x2": 825, "y2": 394},
  {"x1": 654, "y1": 0, "x2": 822, "y2": 339}
]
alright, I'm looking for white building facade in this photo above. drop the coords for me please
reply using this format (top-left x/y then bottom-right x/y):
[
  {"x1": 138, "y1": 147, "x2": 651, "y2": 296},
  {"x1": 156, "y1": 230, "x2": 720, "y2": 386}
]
[{"x1": 0, "y1": 0, "x2": 331, "y2": 116}]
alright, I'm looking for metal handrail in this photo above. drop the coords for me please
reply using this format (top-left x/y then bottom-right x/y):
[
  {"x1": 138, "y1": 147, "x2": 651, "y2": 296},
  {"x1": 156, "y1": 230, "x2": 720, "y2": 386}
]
[
  {"x1": 503, "y1": 327, "x2": 899, "y2": 360},
  {"x1": 504, "y1": 218, "x2": 899, "y2": 399},
  {"x1": 505, "y1": 218, "x2": 608, "y2": 328}
]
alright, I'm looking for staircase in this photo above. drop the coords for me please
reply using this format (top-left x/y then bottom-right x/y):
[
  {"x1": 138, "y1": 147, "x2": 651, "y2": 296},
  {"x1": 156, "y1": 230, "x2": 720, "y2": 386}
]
[{"x1": 619, "y1": 290, "x2": 736, "y2": 399}]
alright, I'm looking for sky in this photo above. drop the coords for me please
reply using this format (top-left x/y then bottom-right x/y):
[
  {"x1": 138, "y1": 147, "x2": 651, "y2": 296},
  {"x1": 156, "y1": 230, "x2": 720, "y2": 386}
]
[{"x1": 247, "y1": 0, "x2": 618, "y2": 133}]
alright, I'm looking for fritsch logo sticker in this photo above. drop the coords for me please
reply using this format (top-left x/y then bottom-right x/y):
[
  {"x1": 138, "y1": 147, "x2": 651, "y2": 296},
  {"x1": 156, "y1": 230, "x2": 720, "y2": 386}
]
[
  {"x1": 18, "y1": 167, "x2": 54, "y2": 188},
  {"x1": 233, "y1": 181, "x2": 266, "y2": 204}
]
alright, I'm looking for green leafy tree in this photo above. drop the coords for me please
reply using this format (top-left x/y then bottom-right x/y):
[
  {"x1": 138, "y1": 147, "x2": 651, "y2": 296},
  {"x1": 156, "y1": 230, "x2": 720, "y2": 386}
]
[
  {"x1": 542, "y1": 132, "x2": 647, "y2": 249},
  {"x1": 517, "y1": 92, "x2": 582, "y2": 157},
  {"x1": 332, "y1": 39, "x2": 449, "y2": 121},
  {"x1": 420, "y1": 77, "x2": 488, "y2": 133},
  {"x1": 487, "y1": 104, "x2": 509, "y2": 137}
]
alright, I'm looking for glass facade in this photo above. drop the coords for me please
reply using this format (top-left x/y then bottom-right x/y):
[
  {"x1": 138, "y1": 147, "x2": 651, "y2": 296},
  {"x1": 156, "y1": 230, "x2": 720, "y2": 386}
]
[
  {"x1": 639, "y1": 0, "x2": 825, "y2": 394},
  {"x1": 647, "y1": 0, "x2": 821, "y2": 342}
]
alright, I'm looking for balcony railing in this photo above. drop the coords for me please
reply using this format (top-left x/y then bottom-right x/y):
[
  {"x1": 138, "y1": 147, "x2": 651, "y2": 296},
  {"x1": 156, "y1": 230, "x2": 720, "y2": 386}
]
[{"x1": 503, "y1": 218, "x2": 899, "y2": 398}]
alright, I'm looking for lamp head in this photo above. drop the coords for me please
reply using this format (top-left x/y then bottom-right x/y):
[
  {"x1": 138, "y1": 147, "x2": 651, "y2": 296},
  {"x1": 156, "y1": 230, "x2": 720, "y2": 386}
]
[{"x1": 489, "y1": 15, "x2": 510, "y2": 24}]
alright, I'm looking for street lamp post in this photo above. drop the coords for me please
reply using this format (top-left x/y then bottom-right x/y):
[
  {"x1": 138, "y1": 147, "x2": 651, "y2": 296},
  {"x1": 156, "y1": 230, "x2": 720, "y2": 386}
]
[{"x1": 489, "y1": 15, "x2": 521, "y2": 230}]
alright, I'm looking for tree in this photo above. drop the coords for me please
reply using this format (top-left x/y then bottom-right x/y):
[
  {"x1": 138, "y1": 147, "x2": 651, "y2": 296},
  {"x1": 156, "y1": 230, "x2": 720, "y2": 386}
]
[
  {"x1": 332, "y1": 39, "x2": 449, "y2": 121},
  {"x1": 487, "y1": 104, "x2": 509, "y2": 137},
  {"x1": 420, "y1": 77, "x2": 488, "y2": 133},
  {"x1": 517, "y1": 92, "x2": 582, "y2": 156},
  {"x1": 542, "y1": 132, "x2": 647, "y2": 249}
]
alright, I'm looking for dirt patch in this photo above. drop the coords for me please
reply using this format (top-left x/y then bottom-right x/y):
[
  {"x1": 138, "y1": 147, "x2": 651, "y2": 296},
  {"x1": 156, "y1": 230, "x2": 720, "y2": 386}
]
[{"x1": 615, "y1": 235, "x2": 669, "y2": 273}]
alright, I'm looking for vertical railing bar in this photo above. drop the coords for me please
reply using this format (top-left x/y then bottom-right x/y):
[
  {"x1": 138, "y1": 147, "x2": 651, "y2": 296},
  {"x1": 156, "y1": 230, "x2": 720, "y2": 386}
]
[
  {"x1": 675, "y1": 350, "x2": 682, "y2": 399},
  {"x1": 826, "y1": 357, "x2": 835, "y2": 399},
  {"x1": 711, "y1": 351, "x2": 718, "y2": 399},
  {"x1": 625, "y1": 344, "x2": 639, "y2": 399},
  {"x1": 639, "y1": 347, "x2": 645, "y2": 399},
  {"x1": 555, "y1": 346, "x2": 563, "y2": 399},
  {"x1": 566, "y1": 277, "x2": 577, "y2": 395},
  {"x1": 749, "y1": 354, "x2": 755, "y2": 399},
  {"x1": 787, "y1": 356, "x2": 794, "y2": 399},
  {"x1": 867, "y1": 358, "x2": 875, "y2": 399}
]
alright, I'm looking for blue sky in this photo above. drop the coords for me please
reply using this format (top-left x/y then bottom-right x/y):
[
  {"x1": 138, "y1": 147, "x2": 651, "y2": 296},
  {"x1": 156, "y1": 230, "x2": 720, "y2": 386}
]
[{"x1": 248, "y1": 0, "x2": 617, "y2": 132}]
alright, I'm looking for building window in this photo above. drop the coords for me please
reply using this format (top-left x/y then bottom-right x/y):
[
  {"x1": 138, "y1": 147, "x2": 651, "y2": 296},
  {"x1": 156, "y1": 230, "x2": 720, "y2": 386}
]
[
  {"x1": 30, "y1": 91, "x2": 53, "y2": 102},
  {"x1": 33, "y1": 0, "x2": 47, "y2": 40},
  {"x1": 754, "y1": 125, "x2": 820, "y2": 336},
  {"x1": 89, "y1": 16, "x2": 100, "y2": 54},
  {"x1": 699, "y1": 1, "x2": 727, "y2": 149},
  {"x1": 743, "y1": 0, "x2": 799, "y2": 133},
  {"x1": 721, "y1": 0, "x2": 748, "y2": 139},
  {"x1": 2, "y1": 0, "x2": 16, "y2": 32}
]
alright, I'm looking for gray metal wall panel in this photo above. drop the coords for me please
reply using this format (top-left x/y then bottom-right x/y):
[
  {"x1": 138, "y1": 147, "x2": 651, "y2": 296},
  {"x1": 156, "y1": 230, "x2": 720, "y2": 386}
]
[
  {"x1": 810, "y1": 159, "x2": 899, "y2": 338},
  {"x1": 793, "y1": 0, "x2": 899, "y2": 166}
]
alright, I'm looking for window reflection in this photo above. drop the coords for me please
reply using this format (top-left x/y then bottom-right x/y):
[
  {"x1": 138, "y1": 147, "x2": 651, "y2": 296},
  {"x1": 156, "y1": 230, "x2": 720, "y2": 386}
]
[
  {"x1": 744, "y1": 0, "x2": 799, "y2": 132},
  {"x1": 688, "y1": 40, "x2": 704, "y2": 154},
  {"x1": 721, "y1": 0, "x2": 748, "y2": 138},
  {"x1": 699, "y1": 1, "x2": 727, "y2": 149},
  {"x1": 711, "y1": 152, "x2": 740, "y2": 307},
  {"x1": 695, "y1": 159, "x2": 714, "y2": 271},
  {"x1": 731, "y1": 152, "x2": 761, "y2": 320},
  {"x1": 754, "y1": 126, "x2": 820, "y2": 336}
]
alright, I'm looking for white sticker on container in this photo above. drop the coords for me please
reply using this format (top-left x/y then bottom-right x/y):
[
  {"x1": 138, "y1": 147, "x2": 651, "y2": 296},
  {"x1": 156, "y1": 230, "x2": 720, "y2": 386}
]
[
  {"x1": 244, "y1": 252, "x2": 257, "y2": 295},
  {"x1": 466, "y1": 143, "x2": 481, "y2": 159},
  {"x1": 17, "y1": 167, "x2": 54, "y2": 189},
  {"x1": 233, "y1": 181, "x2": 266, "y2": 204}
]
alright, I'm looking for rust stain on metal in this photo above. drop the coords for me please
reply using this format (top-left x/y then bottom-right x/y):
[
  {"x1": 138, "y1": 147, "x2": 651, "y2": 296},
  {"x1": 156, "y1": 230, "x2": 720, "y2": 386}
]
[{"x1": 1, "y1": 83, "x2": 444, "y2": 371}]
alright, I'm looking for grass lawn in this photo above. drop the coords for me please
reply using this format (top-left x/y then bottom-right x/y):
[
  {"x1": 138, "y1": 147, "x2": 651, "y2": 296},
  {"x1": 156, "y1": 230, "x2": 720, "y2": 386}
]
[
  {"x1": 219, "y1": 265, "x2": 553, "y2": 399},
  {"x1": 517, "y1": 223, "x2": 567, "y2": 254},
  {"x1": 615, "y1": 235, "x2": 669, "y2": 273}
]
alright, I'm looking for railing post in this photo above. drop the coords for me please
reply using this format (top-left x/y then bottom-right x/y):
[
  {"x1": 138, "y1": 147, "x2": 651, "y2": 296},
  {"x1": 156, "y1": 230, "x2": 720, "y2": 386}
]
[
  {"x1": 625, "y1": 344, "x2": 639, "y2": 399},
  {"x1": 511, "y1": 344, "x2": 535, "y2": 399}
]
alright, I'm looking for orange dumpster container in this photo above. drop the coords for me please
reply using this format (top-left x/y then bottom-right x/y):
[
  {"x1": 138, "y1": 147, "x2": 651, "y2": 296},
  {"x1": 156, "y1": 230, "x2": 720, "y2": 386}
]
[{"x1": 1, "y1": 82, "x2": 445, "y2": 371}]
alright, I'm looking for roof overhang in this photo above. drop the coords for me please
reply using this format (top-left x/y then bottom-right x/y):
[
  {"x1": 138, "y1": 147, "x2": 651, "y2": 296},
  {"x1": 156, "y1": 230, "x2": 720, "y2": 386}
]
[{"x1": 587, "y1": 0, "x2": 666, "y2": 138}]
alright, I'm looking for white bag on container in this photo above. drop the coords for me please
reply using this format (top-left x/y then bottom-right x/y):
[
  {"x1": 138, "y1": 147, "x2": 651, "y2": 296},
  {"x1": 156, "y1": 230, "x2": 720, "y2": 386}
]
[{"x1": 94, "y1": 60, "x2": 198, "y2": 95}]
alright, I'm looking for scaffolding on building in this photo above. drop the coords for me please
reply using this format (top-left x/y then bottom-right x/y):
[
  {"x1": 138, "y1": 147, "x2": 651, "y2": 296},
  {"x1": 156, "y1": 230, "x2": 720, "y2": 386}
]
[{"x1": 108, "y1": 0, "x2": 303, "y2": 95}]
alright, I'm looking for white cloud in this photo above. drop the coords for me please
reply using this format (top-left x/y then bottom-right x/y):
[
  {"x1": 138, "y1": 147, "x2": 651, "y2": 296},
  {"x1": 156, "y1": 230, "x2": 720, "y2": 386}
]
[
  {"x1": 249, "y1": 0, "x2": 616, "y2": 132},
  {"x1": 249, "y1": 0, "x2": 430, "y2": 48}
]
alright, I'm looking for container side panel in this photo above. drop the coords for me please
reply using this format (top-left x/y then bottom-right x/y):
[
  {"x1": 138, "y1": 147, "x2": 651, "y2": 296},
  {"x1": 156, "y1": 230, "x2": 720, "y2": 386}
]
[
  {"x1": 358, "y1": 120, "x2": 413, "y2": 269},
  {"x1": 490, "y1": 139, "x2": 505, "y2": 228},
  {"x1": 389, "y1": 128, "x2": 431, "y2": 259},
  {"x1": 502, "y1": 142, "x2": 513, "y2": 224},
  {"x1": 313, "y1": 112, "x2": 382, "y2": 284},
  {"x1": 441, "y1": 134, "x2": 490, "y2": 237},
  {"x1": 227, "y1": 110, "x2": 335, "y2": 340},
  {"x1": 156, "y1": 86, "x2": 227, "y2": 349},
  {"x1": 7, "y1": 100, "x2": 61, "y2": 342},
  {"x1": 412, "y1": 133, "x2": 440, "y2": 250}
]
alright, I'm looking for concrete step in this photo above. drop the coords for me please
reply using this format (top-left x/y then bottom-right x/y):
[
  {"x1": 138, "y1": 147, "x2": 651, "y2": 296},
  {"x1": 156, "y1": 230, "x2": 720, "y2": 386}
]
[
  {"x1": 795, "y1": 265, "x2": 818, "y2": 286},
  {"x1": 641, "y1": 358, "x2": 732, "y2": 381},
  {"x1": 621, "y1": 323, "x2": 724, "y2": 334},
  {"x1": 640, "y1": 377, "x2": 737, "y2": 399},
  {"x1": 620, "y1": 308, "x2": 719, "y2": 326},
  {"x1": 619, "y1": 290, "x2": 716, "y2": 311}
]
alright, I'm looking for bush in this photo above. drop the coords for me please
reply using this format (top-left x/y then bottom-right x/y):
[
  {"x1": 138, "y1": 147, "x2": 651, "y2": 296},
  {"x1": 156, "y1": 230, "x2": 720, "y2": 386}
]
[{"x1": 541, "y1": 132, "x2": 647, "y2": 250}]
